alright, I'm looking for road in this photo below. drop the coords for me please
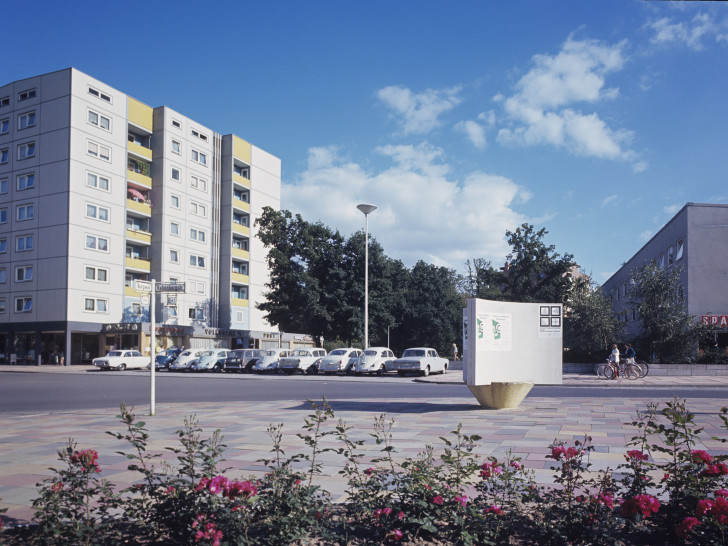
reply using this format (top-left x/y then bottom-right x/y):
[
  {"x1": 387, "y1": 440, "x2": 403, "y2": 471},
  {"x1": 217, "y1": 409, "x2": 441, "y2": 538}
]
[{"x1": 2, "y1": 370, "x2": 727, "y2": 414}]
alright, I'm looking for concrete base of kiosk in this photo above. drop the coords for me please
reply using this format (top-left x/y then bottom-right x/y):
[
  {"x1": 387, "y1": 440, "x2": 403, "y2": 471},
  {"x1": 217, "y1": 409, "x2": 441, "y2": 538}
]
[{"x1": 468, "y1": 382, "x2": 534, "y2": 409}]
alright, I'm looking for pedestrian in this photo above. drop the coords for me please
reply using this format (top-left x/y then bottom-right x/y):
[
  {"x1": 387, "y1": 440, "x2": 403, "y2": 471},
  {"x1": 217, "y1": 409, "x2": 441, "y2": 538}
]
[
  {"x1": 453, "y1": 343, "x2": 459, "y2": 361},
  {"x1": 623, "y1": 343, "x2": 636, "y2": 364}
]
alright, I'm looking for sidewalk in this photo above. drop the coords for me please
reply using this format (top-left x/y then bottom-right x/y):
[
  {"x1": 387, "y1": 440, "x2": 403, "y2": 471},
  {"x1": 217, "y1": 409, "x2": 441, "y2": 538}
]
[{"x1": 2, "y1": 367, "x2": 728, "y2": 527}]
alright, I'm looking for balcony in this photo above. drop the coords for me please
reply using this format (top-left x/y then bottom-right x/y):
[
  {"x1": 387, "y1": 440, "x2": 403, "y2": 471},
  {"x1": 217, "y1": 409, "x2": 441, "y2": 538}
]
[
  {"x1": 125, "y1": 257, "x2": 151, "y2": 273},
  {"x1": 125, "y1": 285, "x2": 142, "y2": 297},
  {"x1": 231, "y1": 272, "x2": 249, "y2": 285},
  {"x1": 128, "y1": 140, "x2": 152, "y2": 160},
  {"x1": 126, "y1": 228, "x2": 151, "y2": 245},
  {"x1": 232, "y1": 247, "x2": 250, "y2": 260},
  {"x1": 233, "y1": 197, "x2": 250, "y2": 212},
  {"x1": 231, "y1": 297, "x2": 249, "y2": 308},
  {"x1": 233, "y1": 223, "x2": 250, "y2": 236},
  {"x1": 126, "y1": 198, "x2": 151, "y2": 217},
  {"x1": 128, "y1": 169, "x2": 152, "y2": 189},
  {"x1": 233, "y1": 172, "x2": 250, "y2": 188}
]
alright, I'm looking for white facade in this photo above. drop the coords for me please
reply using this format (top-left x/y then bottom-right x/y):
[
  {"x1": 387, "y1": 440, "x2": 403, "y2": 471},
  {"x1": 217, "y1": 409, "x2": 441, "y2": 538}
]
[{"x1": 0, "y1": 68, "x2": 283, "y2": 364}]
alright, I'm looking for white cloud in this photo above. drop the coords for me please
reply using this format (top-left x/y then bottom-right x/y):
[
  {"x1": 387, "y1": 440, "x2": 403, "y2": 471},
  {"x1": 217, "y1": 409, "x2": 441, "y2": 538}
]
[
  {"x1": 648, "y1": 13, "x2": 719, "y2": 51},
  {"x1": 283, "y1": 144, "x2": 531, "y2": 269},
  {"x1": 496, "y1": 36, "x2": 638, "y2": 163},
  {"x1": 602, "y1": 194, "x2": 619, "y2": 206},
  {"x1": 455, "y1": 120, "x2": 487, "y2": 149},
  {"x1": 632, "y1": 160, "x2": 648, "y2": 173},
  {"x1": 377, "y1": 85, "x2": 462, "y2": 135}
]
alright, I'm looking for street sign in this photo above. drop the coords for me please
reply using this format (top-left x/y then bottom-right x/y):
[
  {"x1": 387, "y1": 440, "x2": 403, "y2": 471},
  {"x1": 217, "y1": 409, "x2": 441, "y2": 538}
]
[
  {"x1": 155, "y1": 282, "x2": 186, "y2": 293},
  {"x1": 140, "y1": 293, "x2": 150, "y2": 305},
  {"x1": 135, "y1": 280, "x2": 152, "y2": 292}
]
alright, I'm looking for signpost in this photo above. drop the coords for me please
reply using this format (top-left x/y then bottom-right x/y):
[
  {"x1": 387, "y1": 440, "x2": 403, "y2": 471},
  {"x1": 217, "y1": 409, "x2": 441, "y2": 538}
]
[{"x1": 147, "y1": 280, "x2": 185, "y2": 416}]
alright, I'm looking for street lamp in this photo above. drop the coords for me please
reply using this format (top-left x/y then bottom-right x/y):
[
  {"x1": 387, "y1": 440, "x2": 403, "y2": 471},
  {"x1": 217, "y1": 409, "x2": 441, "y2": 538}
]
[{"x1": 357, "y1": 203, "x2": 377, "y2": 349}]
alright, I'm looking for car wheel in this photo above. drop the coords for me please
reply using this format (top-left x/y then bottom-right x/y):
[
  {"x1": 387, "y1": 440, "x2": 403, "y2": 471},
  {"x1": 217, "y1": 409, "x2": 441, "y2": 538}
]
[
  {"x1": 119, "y1": 363, "x2": 127, "y2": 371},
  {"x1": 442, "y1": 363, "x2": 448, "y2": 374},
  {"x1": 421, "y1": 366, "x2": 430, "y2": 377},
  {"x1": 213, "y1": 363, "x2": 222, "y2": 372},
  {"x1": 397, "y1": 371, "x2": 406, "y2": 377},
  {"x1": 306, "y1": 365, "x2": 318, "y2": 375},
  {"x1": 376, "y1": 365, "x2": 385, "y2": 376}
]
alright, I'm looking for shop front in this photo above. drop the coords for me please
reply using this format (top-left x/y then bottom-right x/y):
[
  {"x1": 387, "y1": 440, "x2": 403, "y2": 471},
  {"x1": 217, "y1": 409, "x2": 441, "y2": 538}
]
[{"x1": 1, "y1": 322, "x2": 67, "y2": 366}]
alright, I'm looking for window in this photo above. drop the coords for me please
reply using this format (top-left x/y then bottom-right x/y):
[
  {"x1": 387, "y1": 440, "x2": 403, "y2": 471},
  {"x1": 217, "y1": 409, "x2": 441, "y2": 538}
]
[
  {"x1": 85, "y1": 298, "x2": 108, "y2": 313},
  {"x1": 190, "y1": 175, "x2": 207, "y2": 192},
  {"x1": 0, "y1": 208, "x2": 6, "y2": 223},
  {"x1": 191, "y1": 149, "x2": 207, "y2": 165},
  {"x1": 168, "y1": 305, "x2": 178, "y2": 318},
  {"x1": 171, "y1": 140, "x2": 181, "y2": 154},
  {"x1": 15, "y1": 266, "x2": 33, "y2": 282},
  {"x1": 88, "y1": 86, "x2": 111, "y2": 103},
  {"x1": 189, "y1": 254, "x2": 205, "y2": 268},
  {"x1": 676, "y1": 239, "x2": 684, "y2": 261},
  {"x1": 0, "y1": 239, "x2": 5, "y2": 253},
  {"x1": 193, "y1": 281, "x2": 205, "y2": 294},
  {"x1": 658, "y1": 253, "x2": 665, "y2": 269},
  {"x1": 232, "y1": 262, "x2": 248, "y2": 275},
  {"x1": 191, "y1": 129, "x2": 208, "y2": 142},
  {"x1": 233, "y1": 286, "x2": 248, "y2": 299},
  {"x1": 87, "y1": 141, "x2": 111, "y2": 161},
  {"x1": 232, "y1": 237, "x2": 249, "y2": 251},
  {"x1": 0, "y1": 97, "x2": 9, "y2": 107},
  {"x1": 668, "y1": 246, "x2": 675, "y2": 265},
  {"x1": 86, "y1": 203, "x2": 110, "y2": 222},
  {"x1": 190, "y1": 201, "x2": 207, "y2": 217},
  {"x1": 234, "y1": 165, "x2": 250, "y2": 178},
  {"x1": 18, "y1": 89, "x2": 36, "y2": 101},
  {"x1": 0, "y1": 298, "x2": 5, "y2": 313},
  {"x1": 87, "y1": 109, "x2": 111, "y2": 131},
  {"x1": 0, "y1": 178, "x2": 7, "y2": 193},
  {"x1": 0, "y1": 118, "x2": 8, "y2": 134},
  {"x1": 85, "y1": 234, "x2": 109, "y2": 252},
  {"x1": 190, "y1": 228, "x2": 206, "y2": 243},
  {"x1": 18, "y1": 142, "x2": 35, "y2": 159},
  {"x1": 188, "y1": 307, "x2": 205, "y2": 320},
  {"x1": 16, "y1": 235, "x2": 33, "y2": 251},
  {"x1": 16, "y1": 203, "x2": 35, "y2": 221},
  {"x1": 172, "y1": 119, "x2": 181, "y2": 129},
  {"x1": 131, "y1": 302, "x2": 142, "y2": 316},
  {"x1": 85, "y1": 266, "x2": 108, "y2": 282},
  {"x1": 17, "y1": 173, "x2": 35, "y2": 190},
  {"x1": 17, "y1": 111, "x2": 35, "y2": 130},
  {"x1": 170, "y1": 249, "x2": 179, "y2": 263},
  {"x1": 87, "y1": 172, "x2": 110, "y2": 191},
  {"x1": 233, "y1": 213, "x2": 249, "y2": 227},
  {"x1": 1, "y1": 148, "x2": 8, "y2": 164},
  {"x1": 170, "y1": 222, "x2": 180, "y2": 236},
  {"x1": 234, "y1": 189, "x2": 249, "y2": 203},
  {"x1": 0, "y1": 268, "x2": 5, "y2": 283},
  {"x1": 15, "y1": 297, "x2": 32, "y2": 313},
  {"x1": 170, "y1": 194, "x2": 180, "y2": 209},
  {"x1": 171, "y1": 167, "x2": 180, "y2": 181}
]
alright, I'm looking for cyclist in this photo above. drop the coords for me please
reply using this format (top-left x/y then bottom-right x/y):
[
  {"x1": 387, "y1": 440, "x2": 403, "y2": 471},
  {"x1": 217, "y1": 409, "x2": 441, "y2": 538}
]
[{"x1": 623, "y1": 343, "x2": 636, "y2": 365}]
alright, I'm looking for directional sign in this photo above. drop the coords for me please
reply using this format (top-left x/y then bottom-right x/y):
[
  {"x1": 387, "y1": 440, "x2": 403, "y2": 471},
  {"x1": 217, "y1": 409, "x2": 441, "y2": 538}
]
[
  {"x1": 140, "y1": 294, "x2": 150, "y2": 305},
  {"x1": 155, "y1": 282, "x2": 186, "y2": 293},
  {"x1": 135, "y1": 280, "x2": 152, "y2": 292}
]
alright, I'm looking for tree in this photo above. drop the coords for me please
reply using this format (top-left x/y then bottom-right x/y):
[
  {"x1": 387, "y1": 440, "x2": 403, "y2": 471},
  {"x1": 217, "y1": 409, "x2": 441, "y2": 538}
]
[
  {"x1": 628, "y1": 262, "x2": 707, "y2": 363},
  {"x1": 564, "y1": 277, "x2": 623, "y2": 361},
  {"x1": 463, "y1": 258, "x2": 506, "y2": 300},
  {"x1": 502, "y1": 224, "x2": 576, "y2": 304}
]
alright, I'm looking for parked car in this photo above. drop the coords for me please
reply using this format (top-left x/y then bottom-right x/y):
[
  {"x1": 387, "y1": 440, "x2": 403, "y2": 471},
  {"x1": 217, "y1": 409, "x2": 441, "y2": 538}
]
[
  {"x1": 190, "y1": 349, "x2": 230, "y2": 372},
  {"x1": 278, "y1": 348, "x2": 327, "y2": 374},
  {"x1": 169, "y1": 349, "x2": 205, "y2": 372},
  {"x1": 93, "y1": 350, "x2": 150, "y2": 371},
  {"x1": 154, "y1": 347, "x2": 182, "y2": 370},
  {"x1": 392, "y1": 347, "x2": 448, "y2": 377},
  {"x1": 223, "y1": 349, "x2": 264, "y2": 373},
  {"x1": 352, "y1": 347, "x2": 397, "y2": 376},
  {"x1": 318, "y1": 348, "x2": 362, "y2": 374},
  {"x1": 252, "y1": 348, "x2": 290, "y2": 373}
]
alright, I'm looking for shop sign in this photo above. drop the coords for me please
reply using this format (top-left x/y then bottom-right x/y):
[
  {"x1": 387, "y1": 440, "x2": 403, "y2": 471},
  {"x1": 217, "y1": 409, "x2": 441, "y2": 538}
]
[
  {"x1": 155, "y1": 325, "x2": 193, "y2": 335},
  {"x1": 103, "y1": 323, "x2": 141, "y2": 333},
  {"x1": 702, "y1": 315, "x2": 728, "y2": 327}
]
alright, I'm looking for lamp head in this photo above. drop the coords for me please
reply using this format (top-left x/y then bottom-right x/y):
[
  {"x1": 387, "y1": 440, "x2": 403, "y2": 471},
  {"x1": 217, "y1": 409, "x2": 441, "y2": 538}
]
[{"x1": 357, "y1": 204, "x2": 377, "y2": 216}]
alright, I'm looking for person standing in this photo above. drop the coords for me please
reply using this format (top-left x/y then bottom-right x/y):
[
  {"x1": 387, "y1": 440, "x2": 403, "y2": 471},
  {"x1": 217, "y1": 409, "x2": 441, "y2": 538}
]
[{"x1": 452, "y1": 343, "x2": 459, "y2": 361}]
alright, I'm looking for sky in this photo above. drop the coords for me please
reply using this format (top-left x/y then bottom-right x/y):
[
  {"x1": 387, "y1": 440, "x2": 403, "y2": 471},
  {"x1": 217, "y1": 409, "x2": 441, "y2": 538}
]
[{"x1": 6, "y1": 1, "x2": 728, "y2": 283}]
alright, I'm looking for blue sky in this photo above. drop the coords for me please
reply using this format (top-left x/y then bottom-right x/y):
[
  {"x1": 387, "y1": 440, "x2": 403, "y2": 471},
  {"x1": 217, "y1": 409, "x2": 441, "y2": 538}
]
[{"x1": 7, "y1": 1, "x2": 728, "y2": 283}]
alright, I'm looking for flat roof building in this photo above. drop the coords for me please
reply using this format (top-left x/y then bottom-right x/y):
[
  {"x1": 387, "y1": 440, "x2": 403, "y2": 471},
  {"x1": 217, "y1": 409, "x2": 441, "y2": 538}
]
[
  {"x1": 0, "y1": 68, "x2": 309, "y2": 365},
  {"x1": 601, "y1": 202, "x2": 728, "y2": 346}
]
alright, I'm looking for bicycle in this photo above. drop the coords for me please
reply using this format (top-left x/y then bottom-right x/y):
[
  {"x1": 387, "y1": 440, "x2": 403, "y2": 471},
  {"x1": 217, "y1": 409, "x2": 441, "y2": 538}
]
[
  {"x1": 596, "y1": 359, "x2": 643, "y2": 380},
  {"x1": 618, "y1": 359, "x2": 643, "y2": 380},
  {"x1": 597, "y1": 360, "x2": 618, "y2": 380},
  {"x1": 636, "y1": 359, "x2": 649, "y2": 378}
]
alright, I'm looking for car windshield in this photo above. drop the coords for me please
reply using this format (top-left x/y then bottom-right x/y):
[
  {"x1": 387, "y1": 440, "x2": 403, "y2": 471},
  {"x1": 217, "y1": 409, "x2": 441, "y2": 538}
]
[
  {"x1": 402, "y1": 349, "x2": 426, "y2": 357},
  {"x1": 329, "y1": 349, "x2": 348, "y2": 356},
  {"x1": 262, "y1": 350, "x2": 278, "y2": 356},
  {"x1": 107, "y1": 351, "x2": 123, "y2": 357},
  {"x1": 291, "y1": 350, "x2": 311, "y2": 356},
  {"x1": 200, "y1": 350, "x2": 215, "y2": 356},
  {"x1": 363, "y1": 350, "x2": 378, "y2": 356}
]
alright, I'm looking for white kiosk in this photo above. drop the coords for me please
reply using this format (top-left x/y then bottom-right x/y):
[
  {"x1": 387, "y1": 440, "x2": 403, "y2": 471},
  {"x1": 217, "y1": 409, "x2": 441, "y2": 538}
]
[{"x1": 464, "y1": 298, "x2": 563, "y2": 408}]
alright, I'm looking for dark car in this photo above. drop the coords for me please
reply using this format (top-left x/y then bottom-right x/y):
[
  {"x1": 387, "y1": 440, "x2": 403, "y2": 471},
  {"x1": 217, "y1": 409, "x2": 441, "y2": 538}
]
[
  {"x1": 154, "y1": 347, "x2": 182, "y2": 369},
  {"x1": 223, "y1": 349, "x2": 263, "y2": 373}
]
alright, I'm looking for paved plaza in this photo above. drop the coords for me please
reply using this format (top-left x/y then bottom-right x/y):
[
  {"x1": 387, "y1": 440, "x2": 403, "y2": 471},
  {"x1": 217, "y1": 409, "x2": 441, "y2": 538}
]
[{"x1": 2, "y1": 366, "x2": 728, "y2": 526}]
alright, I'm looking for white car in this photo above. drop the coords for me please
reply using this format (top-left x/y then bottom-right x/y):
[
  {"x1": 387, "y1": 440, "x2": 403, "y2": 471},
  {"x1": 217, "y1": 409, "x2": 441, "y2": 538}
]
[
  {"x1": 278, "y1": 348, "x2": 327, "y2": 374},
  {"x1": 352, "y1": 347, "x2": 397, "y2": 376},
  {"x1": 318, "y1": 348, "x2": 362, "y2": 374},
  {"x1": 190, "y1": 349, "x2": 230, "y2": 372},
  {"x1": 93, "y1": 350, "x2": 150, "y2": 371},
  {"x1": 252, "y1": 348, "x2": 290, "y2": 373},
  {"x1": 169, "y1": 349, "x2": 205, "y2": 372},
  {"x1": 392, "y1": 347, "x2": 448, "y2": 377}
]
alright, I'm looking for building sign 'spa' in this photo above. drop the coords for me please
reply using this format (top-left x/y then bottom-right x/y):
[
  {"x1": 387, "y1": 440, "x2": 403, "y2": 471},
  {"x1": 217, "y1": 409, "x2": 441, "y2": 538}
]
[{"x1": 702, "y1": 315, "x2": 728, "y2": 328}]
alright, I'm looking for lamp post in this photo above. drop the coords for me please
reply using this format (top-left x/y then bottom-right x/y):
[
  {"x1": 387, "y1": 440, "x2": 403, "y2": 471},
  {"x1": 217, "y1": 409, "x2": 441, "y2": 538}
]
[{"x1": 357, "y1": 204, "x2": 377, "y2": 349}]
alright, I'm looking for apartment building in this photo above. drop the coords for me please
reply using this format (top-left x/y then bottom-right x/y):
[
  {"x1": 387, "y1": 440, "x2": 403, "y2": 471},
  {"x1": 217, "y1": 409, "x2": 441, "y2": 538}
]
[
  {"x1": 0, "y1": 68, "x2": 304, "y2": 365},
  {"x1": 601, "y1": 203, "x2": 728, "y2": 346}
]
